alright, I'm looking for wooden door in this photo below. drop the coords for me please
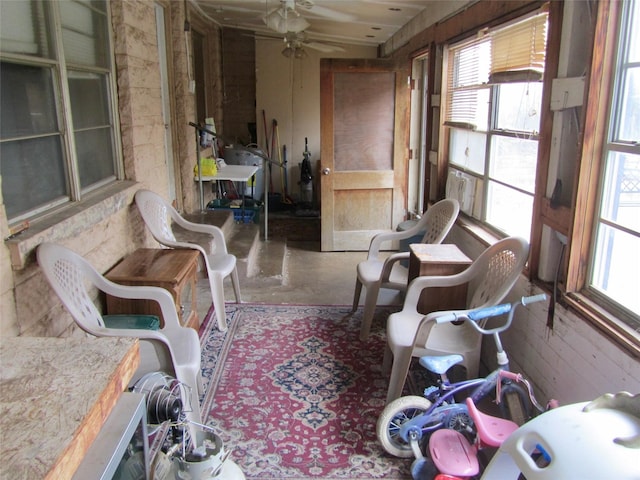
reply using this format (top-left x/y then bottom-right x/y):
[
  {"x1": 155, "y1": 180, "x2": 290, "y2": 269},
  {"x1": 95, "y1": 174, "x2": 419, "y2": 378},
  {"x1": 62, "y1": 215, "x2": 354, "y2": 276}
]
[{"x1": 320, "y1": 59, "x2": 409, "y2": 251}]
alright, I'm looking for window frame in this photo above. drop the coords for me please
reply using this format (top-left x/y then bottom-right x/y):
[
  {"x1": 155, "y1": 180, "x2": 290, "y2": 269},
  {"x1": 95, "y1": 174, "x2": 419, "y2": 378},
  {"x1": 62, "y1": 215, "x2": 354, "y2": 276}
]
[
  {"x1": 565, "y1": 0, "x2": 640, "y2": 353},
  {"x1": 443, "y1": 10, "x2": 547, "y2": 240},
  {"x1": 0, "y1": 0, "x2": 122, "y2": 226}
]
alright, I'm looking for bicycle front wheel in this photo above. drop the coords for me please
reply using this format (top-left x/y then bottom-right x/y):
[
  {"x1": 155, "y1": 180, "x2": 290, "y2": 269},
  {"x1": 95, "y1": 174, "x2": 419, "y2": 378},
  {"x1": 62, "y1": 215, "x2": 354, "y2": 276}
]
[{"x1": 376, "y1": 395, "x2": 432, "y2": 458}]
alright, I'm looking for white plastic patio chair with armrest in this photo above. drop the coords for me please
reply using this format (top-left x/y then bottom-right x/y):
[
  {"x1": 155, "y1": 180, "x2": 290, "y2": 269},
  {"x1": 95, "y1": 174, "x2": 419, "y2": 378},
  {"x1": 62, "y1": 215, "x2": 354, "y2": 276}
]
[
  {"x1": 352, "y1": 198, "x2": 460, "y2": 341},
  {"x1": 37, "y1": 242, "x2": 204, "y2": 442},
  {"x1": 383, "y1": 236, "x2": 529, "y2": 403},
  {"x1": 134, "y1": 189, "x2": 241, "y2": 332}
]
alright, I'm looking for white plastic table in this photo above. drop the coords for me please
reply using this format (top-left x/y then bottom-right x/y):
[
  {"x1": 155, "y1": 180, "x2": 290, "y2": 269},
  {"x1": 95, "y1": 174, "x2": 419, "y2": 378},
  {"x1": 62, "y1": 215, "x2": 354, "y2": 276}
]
[{"x1": 195, "y1": 164, "x2": 260, "y2": 220}]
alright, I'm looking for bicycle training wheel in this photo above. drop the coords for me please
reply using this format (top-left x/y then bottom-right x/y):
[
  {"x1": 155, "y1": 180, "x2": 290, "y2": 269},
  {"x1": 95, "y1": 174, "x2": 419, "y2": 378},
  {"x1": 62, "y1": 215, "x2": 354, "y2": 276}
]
[
  {"x1": 376, "y1": 395, "x2": 432, "y2": 458},
  {"x1": 499, "y1": 383, "x2": 532, "y2": 426}
]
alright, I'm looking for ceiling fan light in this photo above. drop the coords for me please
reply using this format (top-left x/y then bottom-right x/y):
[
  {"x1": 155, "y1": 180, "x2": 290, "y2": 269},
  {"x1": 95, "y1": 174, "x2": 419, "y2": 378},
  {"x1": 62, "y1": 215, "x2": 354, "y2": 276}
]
[
  {"x1": 281, "y1": 46, "x2": 294, "y2": 58},
  {"x1": 294, "y1": 47, "x2": 307, "y2": 59}
]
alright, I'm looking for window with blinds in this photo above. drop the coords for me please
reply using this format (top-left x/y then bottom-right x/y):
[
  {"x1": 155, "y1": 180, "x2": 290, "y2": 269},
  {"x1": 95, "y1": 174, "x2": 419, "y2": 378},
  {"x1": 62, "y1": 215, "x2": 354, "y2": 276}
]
[
  {"x1": 443, "y1": 8, "x2": 548, "y2": 239},
  {"x1": 445, "y1": 9, "x2": 549, "y2": 129}
]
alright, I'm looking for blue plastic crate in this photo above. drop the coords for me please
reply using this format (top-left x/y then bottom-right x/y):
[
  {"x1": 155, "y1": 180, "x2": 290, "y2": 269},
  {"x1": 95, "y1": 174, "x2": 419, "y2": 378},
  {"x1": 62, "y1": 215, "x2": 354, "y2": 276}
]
[{"x1": 234, "y1": 210, "x2": 256, "y2": 223}]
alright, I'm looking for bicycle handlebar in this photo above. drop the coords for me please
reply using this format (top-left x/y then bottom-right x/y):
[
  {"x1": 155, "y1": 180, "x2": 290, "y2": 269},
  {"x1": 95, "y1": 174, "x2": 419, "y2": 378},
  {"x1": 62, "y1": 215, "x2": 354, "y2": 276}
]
[{"x1": 433, "y1": 294, "x2": 548, "y2": 334}]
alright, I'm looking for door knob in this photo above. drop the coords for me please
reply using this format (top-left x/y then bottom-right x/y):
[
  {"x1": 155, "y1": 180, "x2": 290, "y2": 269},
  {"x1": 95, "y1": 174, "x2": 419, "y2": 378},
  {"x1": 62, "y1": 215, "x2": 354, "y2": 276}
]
[{"x1": 322, "y1": 168, "x2": 331, "y2": 175}]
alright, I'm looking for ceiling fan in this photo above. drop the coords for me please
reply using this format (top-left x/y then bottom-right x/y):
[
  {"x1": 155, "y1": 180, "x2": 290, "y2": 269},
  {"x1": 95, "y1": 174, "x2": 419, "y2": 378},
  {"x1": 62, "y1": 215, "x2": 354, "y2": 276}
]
[
  {"x1": 280, "y1": 31, "x2": 345, "y2": 58},
  {"x1": 264, "y1": 0, "x2": 355, "y2": 34}
]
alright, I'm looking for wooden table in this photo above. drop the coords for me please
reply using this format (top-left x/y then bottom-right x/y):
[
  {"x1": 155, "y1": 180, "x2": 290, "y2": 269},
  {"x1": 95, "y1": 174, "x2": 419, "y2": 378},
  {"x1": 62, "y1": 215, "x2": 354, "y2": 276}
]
[
  {"x1": 408, "y1": 243, "x2": 473, "y2": 314},
  {"x1": 0, "y1": 337, "x2": 139, "y2": 479},
  {"x1": 106, "y1": 248, "x2": 200, "y2": 331}
]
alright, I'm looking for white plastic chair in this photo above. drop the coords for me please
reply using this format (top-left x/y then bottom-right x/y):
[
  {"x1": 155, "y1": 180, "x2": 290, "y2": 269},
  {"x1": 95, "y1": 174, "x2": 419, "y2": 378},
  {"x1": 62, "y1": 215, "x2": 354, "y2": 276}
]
[
  {"x1": 37, "y1": 242, "x2": 203, "y2": 438},
  {"x1": 383, "y1": 236, "x2": 529, "y2": 403},
  {"x1": 352, "y1": 199, "x2": 459, "y2": 341},
  {"x1": 135, "y1": 189, "x2": 241, "y2": 332}
]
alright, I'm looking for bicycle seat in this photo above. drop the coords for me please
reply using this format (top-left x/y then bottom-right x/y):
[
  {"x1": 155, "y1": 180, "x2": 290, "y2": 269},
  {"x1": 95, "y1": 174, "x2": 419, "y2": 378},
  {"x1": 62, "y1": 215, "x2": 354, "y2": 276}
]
[
  {"x1": 419, "y1": 354, "x2": 464, "y2": 375},
  {"x1": 429, "y1": 428, "x2": 479, "y2": 477},
  {"x1": 465, "y1": 397, "x2": 519, "y2": 447}
]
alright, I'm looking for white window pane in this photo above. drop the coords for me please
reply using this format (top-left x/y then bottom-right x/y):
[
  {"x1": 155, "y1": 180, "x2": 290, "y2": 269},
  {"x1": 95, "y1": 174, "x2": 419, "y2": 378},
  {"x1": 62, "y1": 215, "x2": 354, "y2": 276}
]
[
  {"x1": 68, "y1": 71, "x2": 110, "y2": 128},
  {"x1": 1, "y1": 62, "x2": 59, "y2": 137},
  {"x1": 496, "y1": 83, "x2": 543, "y2": 133},
  {"x1": 0, "y1": 0, "x2": 53, "y2": 57},
  {"x1": 600, "y1": 151, "x2": 640, "y2": 233},
  {"x1": 591, "y1": 224, "x2": 640, "y2": 314},
  {"x1": 616, "y1": 67, "x2": 640, "y2": 142},
  {"x1": 489, "y1": 135, "x2": 538, "y2": 193},
  {"x1": 76, "y1": 128, "x2": 116, "y2": 189},
  {"x1": 60, "y1": 0, "x2": 109, "y2": 67},
  {"x1": 449, "y1": 129, "x2": 486, "y2": 174},
  {"x1": 486, "y1": 181, "x2": 533, "y2": 238},
  {"x1": 0, "y1": 137, "x2": 68, "y2": 219},
  {"x1": 627, "y1": 0, "x2": 640, "y2": 63}
]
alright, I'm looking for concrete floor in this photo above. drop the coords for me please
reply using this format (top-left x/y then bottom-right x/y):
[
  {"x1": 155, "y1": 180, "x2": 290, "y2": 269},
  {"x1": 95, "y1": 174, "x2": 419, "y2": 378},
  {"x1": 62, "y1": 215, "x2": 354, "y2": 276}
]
[{"x1": 196, "y1": 239, "x2": 402, "y2": 321}]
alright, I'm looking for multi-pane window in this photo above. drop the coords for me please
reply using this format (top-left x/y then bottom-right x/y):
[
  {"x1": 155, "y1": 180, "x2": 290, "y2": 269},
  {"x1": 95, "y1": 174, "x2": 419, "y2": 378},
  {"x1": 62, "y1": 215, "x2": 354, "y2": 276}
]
[
  {"x1": 589, "y1": 0, "x2": 640, "y2": 322},
  {"x1": 0, "y1": 0, "x2": 119, "y2": 223},
  {"x1": 443, "y1": 11, "x2": 547, "y2": 240}
]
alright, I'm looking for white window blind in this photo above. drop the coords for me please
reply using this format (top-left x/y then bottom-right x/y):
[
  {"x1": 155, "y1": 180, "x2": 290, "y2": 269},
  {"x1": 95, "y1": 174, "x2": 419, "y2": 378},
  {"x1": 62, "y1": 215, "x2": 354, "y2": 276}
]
[
  {"x1": 490, "y1": 12, "x2": 548, "y2": 83},
  {"x1": 445, "y1": 37, "x2": 490, "y2": 128},
  {"x1": 445, "y1": 9, "x2": 548, "y2": 128}
]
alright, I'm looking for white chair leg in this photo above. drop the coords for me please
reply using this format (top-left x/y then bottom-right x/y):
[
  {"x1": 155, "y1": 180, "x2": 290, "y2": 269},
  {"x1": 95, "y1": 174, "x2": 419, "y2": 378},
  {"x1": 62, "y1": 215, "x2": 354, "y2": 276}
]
[
  {"x1": 196, "y1": 371, "x2": 204, "y2": 396},
  {"x1": 209, "y1": 273, "x2": 228, "y2": 331},
  {"x1": 462, "y1": 351, "x2": 480, "y2": 380},
  {"x1": 386, "y1": 346, "x2": 413, "y2": 404},
  {"x1": 352, "y1": 278, "x2": 363, "y2": 312},
  {"x1": 230, "y1": 267, "x2": 241, "y2": 303},
  {"x1": 359, "y1": 282, "x2": 380, "y2": 341},
  {"x1": 382, "y1": 344, "x2": 393, "y2": 374}
]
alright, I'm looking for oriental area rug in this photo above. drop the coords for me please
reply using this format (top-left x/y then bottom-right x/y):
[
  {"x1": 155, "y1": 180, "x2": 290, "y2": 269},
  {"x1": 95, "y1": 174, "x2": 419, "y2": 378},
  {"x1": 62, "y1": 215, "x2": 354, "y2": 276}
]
[{"x1": 198, "y1": 304, "x2": 411, "y2": 480}]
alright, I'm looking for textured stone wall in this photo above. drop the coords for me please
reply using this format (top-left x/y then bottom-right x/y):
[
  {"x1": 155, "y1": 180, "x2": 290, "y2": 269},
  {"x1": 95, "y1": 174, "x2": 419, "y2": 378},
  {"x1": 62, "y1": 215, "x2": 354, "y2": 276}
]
[
  {"x1": 114, "y1": 0, "x2": 167, "y2": 194},
  {"x1": 222, "y1": 29, "x2": 256, "y2": 145}
]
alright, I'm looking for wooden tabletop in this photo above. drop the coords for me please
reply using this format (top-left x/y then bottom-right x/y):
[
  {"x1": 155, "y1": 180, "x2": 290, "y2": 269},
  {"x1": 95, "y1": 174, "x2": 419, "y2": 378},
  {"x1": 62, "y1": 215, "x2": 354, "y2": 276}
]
[
  {"x1": 106, "y1": 248, "x2": 200, "y2": 284},
  {"x1": 0, "y1": 337, "x2": 139, "y2": 479},
  {"x1": 409, "y1": 243, "x2": 472, "y2": 264}
]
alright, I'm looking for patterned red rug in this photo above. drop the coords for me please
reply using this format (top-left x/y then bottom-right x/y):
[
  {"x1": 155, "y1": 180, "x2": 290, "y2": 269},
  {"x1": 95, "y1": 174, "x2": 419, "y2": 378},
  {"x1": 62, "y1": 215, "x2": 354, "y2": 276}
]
[{"x1": 198, "y1": 304, "x2": 410, "y2": 479}]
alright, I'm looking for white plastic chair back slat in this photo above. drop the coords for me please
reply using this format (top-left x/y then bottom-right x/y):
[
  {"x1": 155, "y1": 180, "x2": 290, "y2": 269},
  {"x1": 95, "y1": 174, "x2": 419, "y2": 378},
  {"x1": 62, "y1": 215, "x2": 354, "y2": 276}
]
[{"x1": 48, "y1": 254, "x2": 106, "y2": 331}]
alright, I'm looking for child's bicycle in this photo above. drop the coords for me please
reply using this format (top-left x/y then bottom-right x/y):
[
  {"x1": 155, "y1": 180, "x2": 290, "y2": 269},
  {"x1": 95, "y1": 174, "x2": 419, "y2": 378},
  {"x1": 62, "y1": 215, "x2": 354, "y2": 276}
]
[
  {"x1": 376, "y1": 294, "x2": 554, "y2": 460},
  {"x1": 410, "y1": 396, "x2": 524, "y2": 479}
]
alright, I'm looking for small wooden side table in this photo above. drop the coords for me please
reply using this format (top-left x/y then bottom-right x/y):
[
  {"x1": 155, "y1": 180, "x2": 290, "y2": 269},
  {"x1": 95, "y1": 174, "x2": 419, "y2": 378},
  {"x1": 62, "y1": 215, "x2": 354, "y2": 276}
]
[
  {"x1": 106, "y1": 248, "x2": 200, "y2": 331},
  {"x1": 408, "y1": 244, "x2": 473, "y2": 314}
]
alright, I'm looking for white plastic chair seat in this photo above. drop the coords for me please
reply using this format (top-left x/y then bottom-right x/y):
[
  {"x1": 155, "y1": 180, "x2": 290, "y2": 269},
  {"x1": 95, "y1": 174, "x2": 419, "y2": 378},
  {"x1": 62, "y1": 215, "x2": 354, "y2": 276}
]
[
  {"x1": 208, "y1": 252, "x2": 237, "y2": 278},
  {"x1": 37, "y1": 242, "x2": 204, "y2": 442},
  {"x1": 383, "y1": 236, "x2": 529, "y2": 403},
  {"x1": 352, "y1": 199, "x2": 459, "y2": 341},
  {"x1": 135, "y1": 189, "x2": 241, "y2": 332},
  {"x1": 356, "y1": 258, "x2": 409, "y2": 292}
]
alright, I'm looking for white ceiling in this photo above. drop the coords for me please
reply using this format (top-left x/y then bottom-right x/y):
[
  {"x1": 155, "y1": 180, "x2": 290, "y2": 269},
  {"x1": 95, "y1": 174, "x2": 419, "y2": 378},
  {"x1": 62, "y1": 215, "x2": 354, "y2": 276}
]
[{"x1": 191, "y1": 0, "x2": 430, "y2": 47}]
